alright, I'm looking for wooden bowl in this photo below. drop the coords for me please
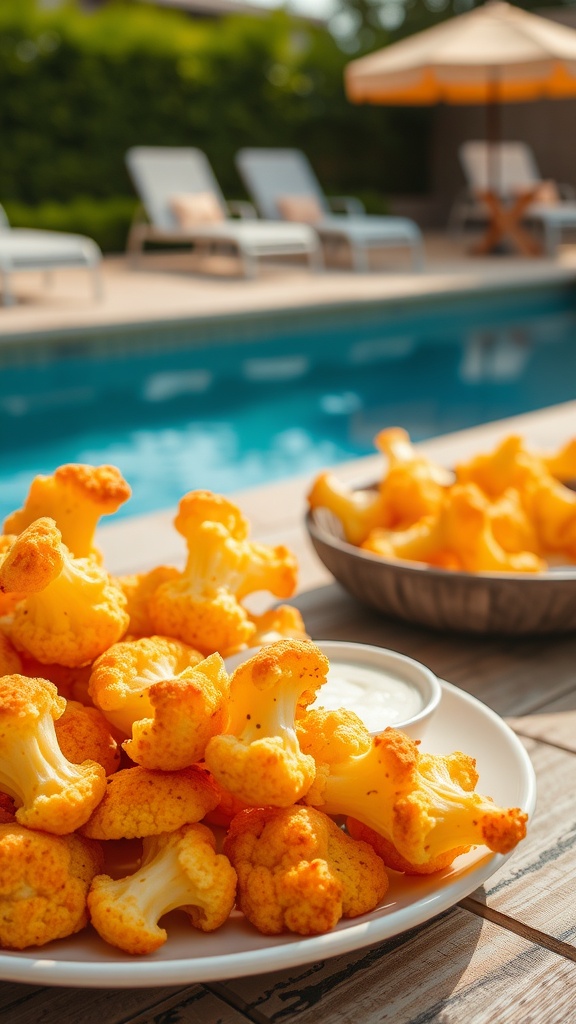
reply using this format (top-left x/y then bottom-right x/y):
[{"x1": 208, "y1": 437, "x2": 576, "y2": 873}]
[{"x1": 305, "y1": 505, "x2": 576, "y2": 636}]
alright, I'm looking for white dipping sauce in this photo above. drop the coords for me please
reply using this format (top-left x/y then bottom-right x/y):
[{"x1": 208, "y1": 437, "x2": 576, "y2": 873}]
[{"x1": 311, "y1": 660, "x2": 424, "y2": 732}]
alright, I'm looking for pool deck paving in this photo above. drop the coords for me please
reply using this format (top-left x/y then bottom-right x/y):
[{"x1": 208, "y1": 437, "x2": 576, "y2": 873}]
[
  {"x1": 2, "y1": 229, "x2": 575, "y2": 583},
  {"x1": 2, "y1": 230, "x2": 576, "y2": 341}
]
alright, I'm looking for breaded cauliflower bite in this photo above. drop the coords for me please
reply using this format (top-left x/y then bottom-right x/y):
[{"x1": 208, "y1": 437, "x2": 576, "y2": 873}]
[
  {"x1": 224, "y1": 805, "x2": 389, "y2": 936},
  {"x1": 0, "y1": 518, "x2": 129, "y2": 667},
  {"x1": 79, "y1": 764, "x2": 219, "y2": 840},
  {"x1": 0, "y1": 674, "x2": 107, "y2": 835},
  {"x1": 114, "y1": 565, "x2": 180, "y2": 638},
  {"x1": 301, "y1": 723, "x2": 528, "y2": 873},
  {"x1": 89, "y1": 638, "x2": 228, "y2": 770},
  {"x1": 0, "y1": 823, "x2": 104, "y2": 950},
  {"x1": 204, "y1": 639, "x2": 329, "y2": 807},
  {"x1": 4, "y1": 463, "x2": 131, "y2": 561},
  {"x1": 88, "y1": 822, "x2": 237, "y2": 954},
  {"x1": 148, "y1": 490, "x2": 298, "y2": 656},
  {"x1": 54, "y1": 700, "x2": 121, "y2": 776},
  {"x1": 0, "y1": 633, "x2": 22, "y2": 676}
]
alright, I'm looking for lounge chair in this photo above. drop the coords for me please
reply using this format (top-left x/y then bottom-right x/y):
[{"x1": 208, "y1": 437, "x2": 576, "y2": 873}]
[
  {"x1": 0, "y1": 205, "x2": 102, "y2": 307},
  {"x1": 450, "y1": 140, "x2": 576, "y2": 255},
  {"x1": 235, "y1": 148, "x2": 425, "y2": 272},
  {"x1": 125, "y1": 147, "x2": 322, "y2": 277}
]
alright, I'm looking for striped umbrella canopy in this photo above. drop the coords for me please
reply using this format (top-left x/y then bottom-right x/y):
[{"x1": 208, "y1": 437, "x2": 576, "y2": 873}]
[{"x1": 345, "y1": 1, "x2": 576, "y2": 106}]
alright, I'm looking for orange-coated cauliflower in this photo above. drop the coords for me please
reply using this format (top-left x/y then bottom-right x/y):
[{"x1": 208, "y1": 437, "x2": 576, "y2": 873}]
[
  {"x1": 204, "y1": 639, "x2": 328, "y2": 807},
  {"x1": 297, "y1": 707, "x2": 373, "y2": 764},
  {"x1": 0, "y1": 633, "x2": 22, "y2": 676},
  {"x1": 0, "y1": 535, "x2": 24, "y2": 616},
  {"x1": 362, "y1": 483, "x2": 545, "y2": 573},
  {"x1": 374, "y1": 427, "x2": 452, "y2": 529},
  {"x1": 17, "y1": 655, "x2": 94, "y2": 704},
  {"x1": 89, "y1": 639, "x2": 229, "y2": 770},
  {"x1": 148, "y1": 490, "x2": 298, "y2": 656},
  {"x1": 79, "y1": 764, "x2": 219, "y2": 840},
  {"x1": 54, "y1": 700, "x2": 121, "y2": 776},
  {"x1": 4, "y1": 463, "x2": 131, "y2": 561},
  {"x1": 114, "y1": 565, "x2": 180, "y2": 638},
  {"x1": 0, "y1": 823, "x2": 104, "y2": 950},
  {"x1": 0, "y1": 674, "x2": 107, "y2": 835},
  {"x1": 247, "y1": 604, "x2": 310, "y2": 648},
  {"x1": 223, "y1": 805, "x2": 389, "y2": 936},
  {"x1": 301, "y1": 724, "x2": 528, "y2": 873},
  {"x1": 0, "y1": 518, "x2": 129, "y2": 667},
  {"x1": 307, "y1": 471, "x2": 386, "y2": 547},
  {"x1": 0, "y1": 793, "x2": 16, "y2": 825},
  {"x1": 88, "y1": 822, "x2": 237, "y2": 954}
]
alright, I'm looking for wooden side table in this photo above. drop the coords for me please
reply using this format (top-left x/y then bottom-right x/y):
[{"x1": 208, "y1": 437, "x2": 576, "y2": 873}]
[{"x1": 472, "y1": 188, "x2": 542, "y2": 256}]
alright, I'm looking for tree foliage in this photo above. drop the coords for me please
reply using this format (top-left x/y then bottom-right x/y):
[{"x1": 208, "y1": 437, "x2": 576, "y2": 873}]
[{"x1": 0, "y1": 0, "x2": 431, "y2": 248}]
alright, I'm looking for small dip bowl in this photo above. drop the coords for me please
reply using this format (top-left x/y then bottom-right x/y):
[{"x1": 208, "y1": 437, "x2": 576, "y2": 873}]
[{"x1": 224, "y1": 639, "x2": 441, "y2": 739}]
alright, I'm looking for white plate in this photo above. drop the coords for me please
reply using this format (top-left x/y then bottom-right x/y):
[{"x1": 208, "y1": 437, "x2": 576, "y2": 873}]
[{"x1": 0, "y1": 680, "x2": 536, "y2": 989}]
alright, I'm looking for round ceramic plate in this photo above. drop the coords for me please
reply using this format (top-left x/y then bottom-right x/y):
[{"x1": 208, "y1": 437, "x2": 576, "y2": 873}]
[{"x1": 0, "y1": 681, "x2": 536, "y2": 989}]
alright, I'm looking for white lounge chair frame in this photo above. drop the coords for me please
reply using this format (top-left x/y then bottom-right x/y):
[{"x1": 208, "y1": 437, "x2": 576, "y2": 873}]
[
  {"x1": 235, "y1": 148, "x2": 425, "y2": 272},
  {"x1": 450, "y1": 140, "x2": 576, "y2": 255},
  {"x1": 0, "y1": 205, "x2": 102, "y2": 307},
  {"x1": 125, "y1": 147, "x2": 322, "y2": 277}
]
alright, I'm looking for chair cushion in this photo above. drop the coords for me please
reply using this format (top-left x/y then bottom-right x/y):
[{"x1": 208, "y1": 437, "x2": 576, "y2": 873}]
[
  {"x1": 276, "y1": 194, "x2": 323, "y2": 223},
  {"x1": 170, "y1": 192, "x2": 225, "y2": 225},
  {"x1": 512, "y1": 180, "x2": 560, "y2": 205},
  {"x1": 531, "y1": 180, "x2": 560, "y2": 205}
]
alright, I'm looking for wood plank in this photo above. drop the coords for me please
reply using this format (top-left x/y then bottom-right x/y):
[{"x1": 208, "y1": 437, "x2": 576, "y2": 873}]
[
  {"x1": 465, "y1": 738, "x2": 576, "y2": 948},
  {"x1": 214, "y1": 908, "x2": 576, "y2": 1024},
  {"x1": 0, "y1": 983, "x2": 251, "y2": 1024},
  {"x1": 507, "y1": 695, "x2": 576, "y2": 754}
]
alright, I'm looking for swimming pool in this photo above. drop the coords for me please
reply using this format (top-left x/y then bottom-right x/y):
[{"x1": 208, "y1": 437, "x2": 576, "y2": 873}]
[{"x1": 2, "y1": 284, "x2": 575, "y2": 521}]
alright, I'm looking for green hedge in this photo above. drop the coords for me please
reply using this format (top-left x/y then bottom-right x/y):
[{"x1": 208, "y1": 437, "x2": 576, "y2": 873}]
[{"x1": 0, "y1": 0, "x2": 431, "y2": 251}]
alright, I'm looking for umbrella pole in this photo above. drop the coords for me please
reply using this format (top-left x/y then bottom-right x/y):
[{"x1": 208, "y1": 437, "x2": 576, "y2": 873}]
[{"x1": 486, "y1": 70, "x2": 501, "y2": 195}]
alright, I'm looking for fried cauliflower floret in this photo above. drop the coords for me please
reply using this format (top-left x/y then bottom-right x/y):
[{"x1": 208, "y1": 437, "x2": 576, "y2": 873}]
[
  {"x1": 79, "y1": 764, "x2": 219, "y2": 840},
  {"x1": 307, "y1": 429, "x2": 452, "y2": 546},
  {"x1": 247, "y1": 604, "x2": 310, "y2": 648},
  {"x1": 0, "y1": 518, "x2": 129, "y2": 667},
  {"x1": 4, "y1": 463, "x2": 131, "y2": 561},
  {"x1": 302, "y1": 725, "x2": 527, "y2": 873},
  {"x1": 0, "y1": 633, "x2": 22, "y2": 676},
  {"x1": 115, "y1": 565, "x2": 180, "y2": 638},
  {"x1": 539, "y1": 437, "x2": 576, "y2": 482},
  {"x1": 148, "y1": 490, "x2": 298, "y2": 656},
  {"x1": 0, "y1": 823, "x2": 104, "y2": 950},
  {"x1": 0, "y1": 674, "x2": 107, "y2": 835},
  {"x1": 88, "y1": 634, "x2": 205, "y2": 736},
  {"x1": 17, "y1": 655, "x2": 93, "y2": 705},
  {"x1": 88, "y1": 822, "x2": 237, "y2": 954},
  {"x1": 363, "y1": 484, "x2": 545, "y2": 573},
  {"x1": 346, "y1": 817, "x2": 462, "y2": 875},
  {"x1": 0, "y1": 535, "x2": 24, "y2": 616},
  {"x1": 204, "y1": 639, "x2": 328, "y2": 807},
  {"x1": 374, "y1": 427, "x2": 452, "y2": 529},
  {"x1": 523, "y1": 472, "x2": 576, "y2": 558},
  {"x1": 297, "y1": 707, "x2": 373, "y2": 764},
  {"x1": 89, "y1": 640, "x2": 229, "y2": 770},
  {"x1": 455, "y1": 434, "x2": 541, "y2": 499},
  {"x1": 441, "y1": 484, "x2": 544, "y2": 572},
  {"x1": 0, "y1": 793, "x2": 16, "y2": 825},
  {"x1": 223, "y1": 805, "x2": 389, "y2": 936},
  {"x1": 307, "y1": 471, "x2": 386, "y2": 546},
  {"x1": 54, "y1": 700, "x2": 121, "y2": 776}
]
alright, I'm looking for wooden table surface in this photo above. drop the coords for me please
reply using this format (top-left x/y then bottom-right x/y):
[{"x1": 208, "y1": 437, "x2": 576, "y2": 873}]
[{"x1": 2, "y1": 402, "x2": 576, "y2": 1023}]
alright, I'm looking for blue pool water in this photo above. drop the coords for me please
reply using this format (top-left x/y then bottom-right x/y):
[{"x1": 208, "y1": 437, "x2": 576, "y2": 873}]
[{"x1": 1, "y1": 285, "x2": 575, "y2": 521}]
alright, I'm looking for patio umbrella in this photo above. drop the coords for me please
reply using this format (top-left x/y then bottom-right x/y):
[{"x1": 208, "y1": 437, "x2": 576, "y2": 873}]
[{"x1": 345, "y1": 0, "x2": 576, "y2": 195}]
